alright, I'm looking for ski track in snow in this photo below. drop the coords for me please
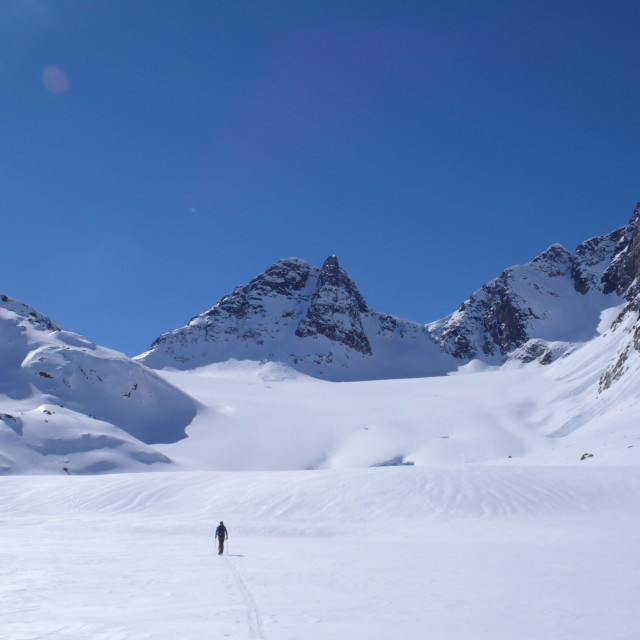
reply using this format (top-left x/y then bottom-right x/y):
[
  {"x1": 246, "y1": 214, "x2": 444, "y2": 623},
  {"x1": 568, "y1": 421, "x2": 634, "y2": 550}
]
[
  {"x1": 0, "y1": 467, "x2": 638, "y2": 639},
  {"x1": 223, "y1": 557, "x2": 267, "y2": 640}
]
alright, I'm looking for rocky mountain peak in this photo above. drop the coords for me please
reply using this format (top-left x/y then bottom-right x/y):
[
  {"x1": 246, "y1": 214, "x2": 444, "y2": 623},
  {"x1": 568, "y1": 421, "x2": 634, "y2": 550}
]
[
  {"x1": 530, "y1": 244, "x2": 573, "y2": 277},
  {"x1": 295, "y1": 255, "x2": 371, "y2": 354},
  {"x1": 138, "y1": 253, "x2": 453, "y2": 378},
  {"x1": 198, "y1": 258, "x2": 311, "y2": 323},
  {"x1": 428, "y1": 220, "x2": 634, "y2": 363},
  {"x1": 248, "y1": 258, "x2": 311, "y2": 297},
  {"x1": 322, "y1": 254, "x2": 339, "y2": 269},
  {"x1": 318, "y1": 255, "x2": 368, "y2": 313}
]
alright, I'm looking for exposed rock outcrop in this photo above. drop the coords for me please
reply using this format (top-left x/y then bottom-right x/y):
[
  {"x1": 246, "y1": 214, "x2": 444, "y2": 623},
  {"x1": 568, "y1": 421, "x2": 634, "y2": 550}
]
[{"x1": 295, "y1": 256, "x2": 371, "y2": 355}]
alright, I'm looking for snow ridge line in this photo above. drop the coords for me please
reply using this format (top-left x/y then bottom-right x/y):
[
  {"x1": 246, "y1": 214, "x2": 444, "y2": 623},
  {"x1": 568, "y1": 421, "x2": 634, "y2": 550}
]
[{"x1": 223, "y1": 557, "x2": 267, "y2": 640}]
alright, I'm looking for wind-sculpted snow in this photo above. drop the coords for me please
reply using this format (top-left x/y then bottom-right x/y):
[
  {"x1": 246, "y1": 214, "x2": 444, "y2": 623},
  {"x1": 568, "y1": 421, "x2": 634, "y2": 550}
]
[
  {"x1": 0, "y1": 295, "x2": 198, "y2": 474},
  {"x1": 0, "y1": 467, "x2": 638, "y2": 639},
  {"x1": 0, "y1": 466, "x2": 636, "y2": 523}
]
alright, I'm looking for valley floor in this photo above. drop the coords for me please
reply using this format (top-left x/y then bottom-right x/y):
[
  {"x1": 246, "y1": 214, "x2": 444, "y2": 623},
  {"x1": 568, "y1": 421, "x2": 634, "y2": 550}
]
[{"x1": 1, "y1": 465, "x2": 638, "y2": 639}]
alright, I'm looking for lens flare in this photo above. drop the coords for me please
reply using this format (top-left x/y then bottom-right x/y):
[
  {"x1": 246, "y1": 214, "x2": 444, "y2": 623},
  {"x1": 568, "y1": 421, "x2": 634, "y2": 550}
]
[{"x1": 42, "y1": 66, "x2": 69, "y2": 94}]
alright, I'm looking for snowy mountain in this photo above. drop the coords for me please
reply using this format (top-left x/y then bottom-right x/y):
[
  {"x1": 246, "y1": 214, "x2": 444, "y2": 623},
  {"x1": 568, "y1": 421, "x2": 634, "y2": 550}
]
[
  {"x1": 137, "y1": 255, "x2": 459, "y2": 380},
  {"x1": 0, "y1": 295, "x2": 198, "y2": 474},
  {"x1": 2, "y1": 205, "x2": 640, "y2": 475},
  {"x1": 139, "y1": 205, "x2": 640, "y2": 382},
  {"x1": 428, "y1": 207, "x2": 640, "y2": 365}
]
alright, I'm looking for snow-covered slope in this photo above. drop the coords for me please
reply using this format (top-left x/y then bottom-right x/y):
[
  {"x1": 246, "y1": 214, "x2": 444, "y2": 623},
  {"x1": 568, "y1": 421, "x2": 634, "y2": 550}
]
[
  {"x1": 0, "y1": 295, "x2": 198, "y2": 474},
  {"x1": 147, "y1": 347, "x2": 639, "y2": 472},
  {"x1": 137, "y1": 255, "x2": 459, "y2": 380},
  {"x1": 2, "y1": 466, "x2": 638, "y2": 639}
]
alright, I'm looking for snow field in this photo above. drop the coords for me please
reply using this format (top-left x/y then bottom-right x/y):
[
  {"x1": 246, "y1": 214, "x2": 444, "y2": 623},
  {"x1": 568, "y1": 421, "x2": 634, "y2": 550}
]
[
  {"x1": 157, "y1": 359, "x2": 640, "y2": 471},
  {"x1": 0, "y1": 466, "x2": 638, "y2": 639}
]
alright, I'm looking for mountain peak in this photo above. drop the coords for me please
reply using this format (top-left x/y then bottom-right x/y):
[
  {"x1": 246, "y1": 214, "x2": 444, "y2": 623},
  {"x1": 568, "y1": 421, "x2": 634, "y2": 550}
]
[
  {"x1": 321, "y1": 254, "x2": 340, "y2": 269},
  {"x1": 138, "y1": 202, "x2": 640, "y2": 380},
  {"x1": 295, "y1": 255, "x2": 371, "y2": 354},
  {"x1": 138, "y1": 254, "x2": 455, "y2": 378},
  {"x1": 246, "y1": 257, "x2": 311, "y2": 297},
  {"x1": 316, "y1": 255, "x2": 368, "y2": 312},
  {"x1": 530, "y1": 243, "x2": 573, "y2": 277}
]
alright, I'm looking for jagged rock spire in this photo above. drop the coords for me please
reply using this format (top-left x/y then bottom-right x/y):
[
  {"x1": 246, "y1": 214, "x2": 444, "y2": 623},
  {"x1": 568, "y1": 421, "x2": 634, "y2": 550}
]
[
  {"x1": 317, "y1": 255, "x2": 368, "y2": 313},
  {"x1": 295, "y1": 255, "x2": 372, "y2": 355},
  {"x1": 601, "y1": 205, "x2": 640, "y2": 296}
]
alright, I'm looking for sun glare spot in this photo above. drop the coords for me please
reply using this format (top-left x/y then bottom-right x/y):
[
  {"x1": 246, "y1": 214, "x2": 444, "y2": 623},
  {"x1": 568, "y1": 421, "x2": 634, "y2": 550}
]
[{"x1": 42, "y1": 66, "x2": 69, "y2": 94}]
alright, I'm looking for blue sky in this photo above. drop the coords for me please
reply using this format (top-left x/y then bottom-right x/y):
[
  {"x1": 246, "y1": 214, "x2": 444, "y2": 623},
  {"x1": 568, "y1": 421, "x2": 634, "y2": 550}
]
[{"x1": 1, "y1": 0, "x2": 639, "y2": 356}]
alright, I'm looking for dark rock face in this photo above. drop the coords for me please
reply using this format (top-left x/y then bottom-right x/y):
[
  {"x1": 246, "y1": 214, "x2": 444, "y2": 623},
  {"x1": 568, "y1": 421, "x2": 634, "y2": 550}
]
[
  {"x1": 203, "y1": 287, "x2": 251, "y2": 322},
  {"x1": 571, "y1": 231, "x2": 624, "y2": 294},
  {"x1": 433, "y1": 272, "x2": 533, "y2": 360},
  {"x1": 429, "y1": 246, "x2": 573, "y2": 361},
  {"x1": 245, "y1": 258, "x2": 311, "y2": 298},
  {"x1": 601, "y1": 204, "x2": 640, "y2": 297},
  {"x1": 508, "y1": 339, "x2": 560, "y2": 365},
  {"x1": 599, "y1": 342, "x2": 631, "y2": 392},
  {"x1": 530, "y1": 244, "x2": 574, "y2": 277},
  {"x1": 205, "y1": 258, "x2": 311, "y2": 321},
  {"x1": 594, "y1": 206, "x2": 640, "y2": 394},
  {"x1": 481, "y1": 279, "x2": 531, "y2": 356},
  {"x1": 295, "y1": 256, "x2": 372, "y2": 355},
  {"x1": 147, "y1": 258, "x2": 314, "y2": 353},
  {"x1": 599, "y1": 308, "x2": 640, "y2": 393}
]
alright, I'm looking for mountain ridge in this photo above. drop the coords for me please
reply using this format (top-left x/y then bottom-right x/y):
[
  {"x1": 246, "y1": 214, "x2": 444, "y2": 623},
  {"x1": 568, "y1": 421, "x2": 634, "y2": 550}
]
[
  {"x1": 137, "y1": 254, "x2": 457, "y2": 380},
  {"x1": 2, "y1": 204, "x2": 640, "y2": 473},
  {"x1": 138, "y1": 205, "x2": 640, "y2": 380}
]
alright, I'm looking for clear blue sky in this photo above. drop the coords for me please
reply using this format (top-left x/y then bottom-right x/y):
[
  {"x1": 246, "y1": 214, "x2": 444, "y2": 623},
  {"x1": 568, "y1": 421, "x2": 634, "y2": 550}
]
[{"x1": 2, "y1": 0, "x2": 639, "y2": 356}]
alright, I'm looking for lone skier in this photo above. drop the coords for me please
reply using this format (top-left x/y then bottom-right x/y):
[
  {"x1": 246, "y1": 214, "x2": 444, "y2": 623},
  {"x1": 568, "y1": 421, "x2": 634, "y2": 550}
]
[{"x1": 215, "y1": 521, "x2": 228, "y2": 555}]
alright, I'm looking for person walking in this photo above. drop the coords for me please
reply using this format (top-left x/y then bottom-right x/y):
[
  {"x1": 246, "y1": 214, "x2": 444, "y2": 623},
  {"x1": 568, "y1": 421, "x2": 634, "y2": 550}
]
[{"x1": 215, "y1": 521, "x2": 228, "y2": 555}]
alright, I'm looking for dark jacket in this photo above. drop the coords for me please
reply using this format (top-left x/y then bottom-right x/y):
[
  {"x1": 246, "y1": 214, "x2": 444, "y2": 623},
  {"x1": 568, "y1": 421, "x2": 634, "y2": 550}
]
[{"x1": 215, "y1": 525, "x2": 228, "y2": 539}]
